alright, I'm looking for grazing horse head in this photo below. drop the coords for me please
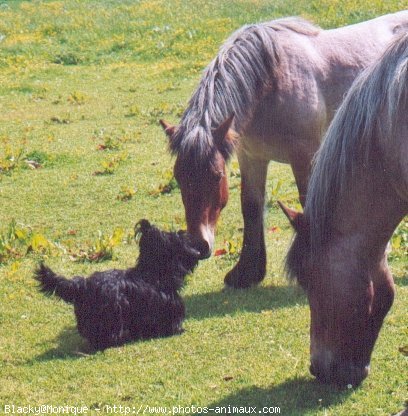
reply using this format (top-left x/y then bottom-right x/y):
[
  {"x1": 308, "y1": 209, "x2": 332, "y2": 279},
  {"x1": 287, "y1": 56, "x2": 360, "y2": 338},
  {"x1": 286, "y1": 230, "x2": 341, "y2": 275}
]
[
  {"x1": 161, "y1": 116, "x2": 236, "y2": 258},
  {"x1": 280, "y1": 31, "x2": 408, "y2": 388},
  {"x1": 280, "y1": 203, "x2": 395, "y2": 388}
]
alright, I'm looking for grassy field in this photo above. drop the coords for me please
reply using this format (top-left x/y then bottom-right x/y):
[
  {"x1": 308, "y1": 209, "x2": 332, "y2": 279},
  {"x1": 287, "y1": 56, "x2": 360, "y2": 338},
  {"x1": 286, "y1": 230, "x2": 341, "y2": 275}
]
[{"x1": 0, "y1": 1, "x2": 407, "y2": 415}]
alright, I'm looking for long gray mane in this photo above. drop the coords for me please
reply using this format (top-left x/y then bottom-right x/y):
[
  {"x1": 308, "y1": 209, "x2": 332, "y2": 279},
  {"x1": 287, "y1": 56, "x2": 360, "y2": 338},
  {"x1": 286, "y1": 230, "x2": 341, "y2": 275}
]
[
  {"x1": 304, "y1": 33, "x2": 408, "y2": 259},
  {"x1": 169, "y1": 17, "x2": 320, "y2": 167}
]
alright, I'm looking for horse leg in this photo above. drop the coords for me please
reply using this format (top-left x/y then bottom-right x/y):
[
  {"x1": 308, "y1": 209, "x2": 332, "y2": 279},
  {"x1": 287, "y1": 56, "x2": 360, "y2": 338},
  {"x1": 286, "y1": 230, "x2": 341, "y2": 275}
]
[
  {"x1": 289, "y1": 149, "x2": 315, "y2": 207},
  {"x1": 224, "y1": 154, "x2": 268, "y2": 288}
]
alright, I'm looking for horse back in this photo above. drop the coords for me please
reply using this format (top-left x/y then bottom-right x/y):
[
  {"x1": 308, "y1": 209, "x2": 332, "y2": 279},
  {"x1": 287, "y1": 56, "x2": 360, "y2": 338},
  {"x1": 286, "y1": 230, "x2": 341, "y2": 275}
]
[{"x1": 246, "y1": 11, "x2": 408, "y2": 153}]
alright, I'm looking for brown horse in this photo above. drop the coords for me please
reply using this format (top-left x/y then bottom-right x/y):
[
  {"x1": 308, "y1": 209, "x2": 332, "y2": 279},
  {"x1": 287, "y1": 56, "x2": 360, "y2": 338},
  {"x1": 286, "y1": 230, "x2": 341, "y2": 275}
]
[
  {"x1": 161, "y1": 11, "x2": 408, "y2": 288},
  {"x1": 282, "y1": 33, "x2": 408, "y2": 387}
]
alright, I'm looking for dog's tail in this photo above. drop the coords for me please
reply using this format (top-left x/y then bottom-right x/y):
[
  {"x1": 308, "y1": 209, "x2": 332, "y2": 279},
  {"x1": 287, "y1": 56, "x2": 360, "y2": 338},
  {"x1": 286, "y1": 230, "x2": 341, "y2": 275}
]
[{"x1": 34, "y1": 263, "x2": 85, "y2": 304}]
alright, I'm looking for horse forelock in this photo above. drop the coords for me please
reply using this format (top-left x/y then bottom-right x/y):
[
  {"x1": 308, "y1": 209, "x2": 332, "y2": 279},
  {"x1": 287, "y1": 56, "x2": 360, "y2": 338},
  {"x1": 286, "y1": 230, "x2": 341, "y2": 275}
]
[
  {"x1": 304, "y1": 33, "x2": 408, "y2": 262},
  {"x1": 285, "y1": 231, "x2": 302, "y2": 281},
  {"x1": 285, "y1": 226, "x2": 311, "y2": 288},
  {"x1": 170, "y1": 125, "x2": 217, "y2": 175}
]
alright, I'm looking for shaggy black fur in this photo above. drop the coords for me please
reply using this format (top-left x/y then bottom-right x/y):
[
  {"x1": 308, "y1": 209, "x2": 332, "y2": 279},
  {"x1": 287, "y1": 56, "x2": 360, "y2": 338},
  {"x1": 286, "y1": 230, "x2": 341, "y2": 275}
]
[{"x1": 34, "y1": 220, "x2": 199, "y2": 350}]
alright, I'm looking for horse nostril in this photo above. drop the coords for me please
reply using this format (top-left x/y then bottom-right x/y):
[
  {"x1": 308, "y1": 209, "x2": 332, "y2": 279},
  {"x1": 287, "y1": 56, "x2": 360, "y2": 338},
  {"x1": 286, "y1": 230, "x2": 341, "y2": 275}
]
[
  {"x1": 310, "y1": 362, "x2": 330, "y2": 384},
  {"x1": 335, "y1": 363, "x2": 370, "y2": 388},
  {"x1": 196, "y1": 240, "x2": 211, "y2": 259},
  {"x1": 198, "y1": 241, "x2": 211, "y2": 259},
  {"x1": 311, "y1": 357, "x2": 370, "y2": 387},
  {"x1": 310, "y1": 355, "x2": 337, "y2": 385}
]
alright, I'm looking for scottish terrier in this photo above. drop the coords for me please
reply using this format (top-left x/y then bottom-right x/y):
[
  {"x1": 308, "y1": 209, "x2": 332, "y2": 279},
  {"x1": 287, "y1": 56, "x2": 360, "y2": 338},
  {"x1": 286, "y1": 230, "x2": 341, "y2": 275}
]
[{"x1": 35, "y1": 220, "x2": 199, "y2": 350}]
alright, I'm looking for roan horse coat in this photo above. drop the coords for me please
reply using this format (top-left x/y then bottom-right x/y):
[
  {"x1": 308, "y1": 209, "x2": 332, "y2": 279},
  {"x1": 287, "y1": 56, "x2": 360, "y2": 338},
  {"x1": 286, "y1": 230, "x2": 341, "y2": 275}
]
[{"x1": 162, "y1": 11, "x2": 408, "y2": 288}]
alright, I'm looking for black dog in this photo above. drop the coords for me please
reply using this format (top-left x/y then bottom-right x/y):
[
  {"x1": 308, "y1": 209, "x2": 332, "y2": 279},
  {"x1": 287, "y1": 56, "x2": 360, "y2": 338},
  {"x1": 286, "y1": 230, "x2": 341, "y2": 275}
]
[{"x1": 35, "y1": 220, "x2": 199, "y2": 350}]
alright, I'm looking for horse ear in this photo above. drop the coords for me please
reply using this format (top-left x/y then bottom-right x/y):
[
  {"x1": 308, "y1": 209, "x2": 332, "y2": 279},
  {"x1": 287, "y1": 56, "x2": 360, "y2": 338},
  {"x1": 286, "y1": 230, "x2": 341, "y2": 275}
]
[
  {"x1": 159, "y1": 119, "x2": 177, "y2": 138},
  {"x1": 277, "y1": 201, "x2": 305, "y2": 232},
  {"x1": 212, "y1": 114, "x2": 236, "y2": 160}
]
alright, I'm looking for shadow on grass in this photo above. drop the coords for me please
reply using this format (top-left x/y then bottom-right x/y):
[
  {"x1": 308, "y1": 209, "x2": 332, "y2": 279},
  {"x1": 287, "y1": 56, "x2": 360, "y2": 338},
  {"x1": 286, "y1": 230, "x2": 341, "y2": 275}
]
[
  {"x1": 33, "y1": 284, "x2": 306, "y2": 362},
  {"x1": 185, "y1": 284, "x2": 307, "y2": 320},
  {"x1": 33, "y1": 326, "x2": 96, "y2": 363},
  {"x1": 198, "y1": 377, "x2": 352, "y2": 416}
]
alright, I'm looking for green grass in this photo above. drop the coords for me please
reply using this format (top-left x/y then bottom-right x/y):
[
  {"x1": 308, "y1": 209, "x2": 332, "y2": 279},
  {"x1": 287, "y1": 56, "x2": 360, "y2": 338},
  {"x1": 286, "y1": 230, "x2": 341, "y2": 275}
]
[{"x1": 0, "y1": 1, "x2": 407, "y2": 415}]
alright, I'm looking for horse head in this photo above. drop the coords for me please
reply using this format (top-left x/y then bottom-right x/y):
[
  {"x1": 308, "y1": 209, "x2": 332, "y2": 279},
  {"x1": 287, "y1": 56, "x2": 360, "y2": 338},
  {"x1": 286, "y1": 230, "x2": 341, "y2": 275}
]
[
  {"x1": 161, "y1": 116, "x2": 236, "y2": 259},
  {"x1": 280, "y1": 202, "x2": 394, "y2": 388}
]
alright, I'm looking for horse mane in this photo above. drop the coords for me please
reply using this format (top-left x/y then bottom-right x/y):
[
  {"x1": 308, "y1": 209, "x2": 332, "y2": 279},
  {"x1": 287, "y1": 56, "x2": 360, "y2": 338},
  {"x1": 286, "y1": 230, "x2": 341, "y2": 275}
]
[
  {"x1": 286, "y1": 33, "x2": 408, "y2": 281},
  {"x1": 169, "y1": 17, "x2": 321, "y2": 168}
]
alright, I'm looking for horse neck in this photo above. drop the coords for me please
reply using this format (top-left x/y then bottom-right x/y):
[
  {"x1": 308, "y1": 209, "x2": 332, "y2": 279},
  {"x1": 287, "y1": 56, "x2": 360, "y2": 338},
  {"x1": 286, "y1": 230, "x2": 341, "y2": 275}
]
[
  {"x1": 180, "y1": 90, "x2": 256, "y2": 139},
  {"x1": 181, "y1": 26, "x2": 278, "y2": 135},
  {"x1": 180, "y1": 107, "x2": 213, "y2": 135}
]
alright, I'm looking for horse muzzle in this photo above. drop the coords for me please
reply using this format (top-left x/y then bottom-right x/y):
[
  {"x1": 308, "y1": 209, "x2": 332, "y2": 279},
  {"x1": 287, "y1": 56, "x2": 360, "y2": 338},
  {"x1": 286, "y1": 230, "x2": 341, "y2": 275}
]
[
  {"x1": 194, "y1": 239, "x2": 212, "y2": 259},
  {"x1": 187, "y1": 225, "x2": 215, "y2": 259},
  {"x1": 310, "y1": 356, "x2": 370, "y2": 388}
]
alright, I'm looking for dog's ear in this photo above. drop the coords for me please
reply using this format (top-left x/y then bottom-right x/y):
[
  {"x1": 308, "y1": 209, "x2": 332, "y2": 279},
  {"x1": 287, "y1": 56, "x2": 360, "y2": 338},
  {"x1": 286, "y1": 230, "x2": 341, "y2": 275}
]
[{"x1": 135, "y1": 219, "x2": 151, "y2": 239}]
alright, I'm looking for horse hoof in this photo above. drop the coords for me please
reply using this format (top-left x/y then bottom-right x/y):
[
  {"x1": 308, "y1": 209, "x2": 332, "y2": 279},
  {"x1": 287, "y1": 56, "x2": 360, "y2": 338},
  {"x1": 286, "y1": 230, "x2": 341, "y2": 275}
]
[{"x1": 224, "y1": 265, "x2": 265, "y2": 289}]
